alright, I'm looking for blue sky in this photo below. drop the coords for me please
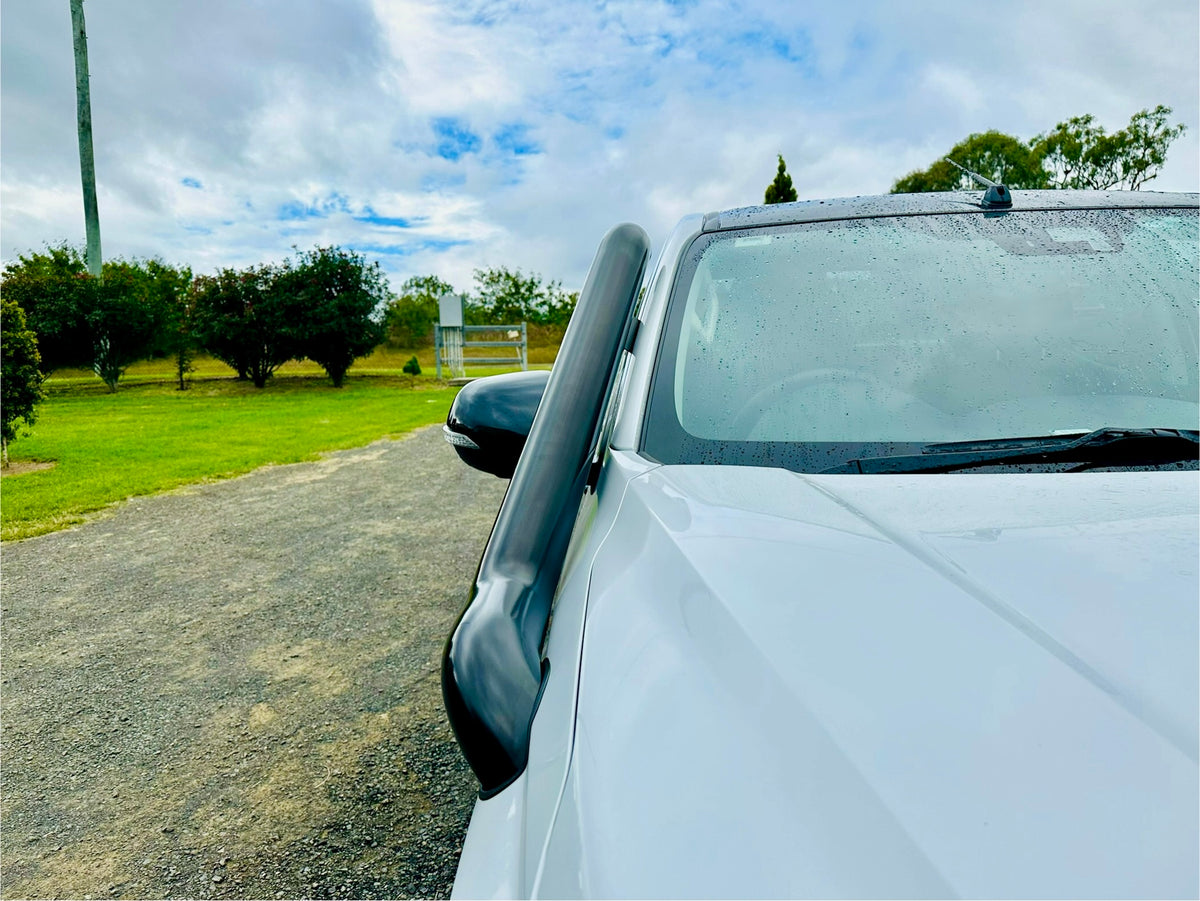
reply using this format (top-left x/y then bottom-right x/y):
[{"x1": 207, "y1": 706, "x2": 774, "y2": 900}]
[{"x1": 2, "y1": 0, "x2": 1197, "y2": 293}]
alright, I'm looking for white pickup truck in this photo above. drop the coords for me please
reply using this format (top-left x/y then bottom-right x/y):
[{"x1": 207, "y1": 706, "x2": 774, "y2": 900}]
[{"x1": 442, "y1": 188, "x2": 1199, "y2": 898}]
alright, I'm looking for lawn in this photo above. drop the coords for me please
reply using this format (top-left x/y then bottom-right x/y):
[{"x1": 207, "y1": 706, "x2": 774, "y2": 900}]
[
  {"x1": 44, "y1": 344, "x2": 558, "y2": 388},
  {"x1": 0, "y1": 376, "x2": 459, "y2": 541}
]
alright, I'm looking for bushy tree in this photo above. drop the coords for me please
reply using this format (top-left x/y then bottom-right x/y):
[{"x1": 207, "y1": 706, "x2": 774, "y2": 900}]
[
  {"x1": 892, "y1": 106, "x2": 1186, "y2": 193},
  {"x1": 277, "y1": 246, "x2": 389, "y2": 387},
  {"x1": 128, "y1": 259, "x2": 195, "y2": 390},
  {"x1": 87, "y1": 259, "x2": 184, "y2": 391},
  {"x1": 0, "y1": 245, "x2": 93, "y2": 371},
  {"x1": 165, "y1": 277, "x2": 198, "y2": 390},
  {"x1": 384, "y1": 274, "x2": 454, "y2": 347},
  {"x1": 191, "y1": 265, "x2": 295, "y2": 388},
  {"x1": 469, "y1": 266, "x2": 576, "y2": 327},
  {"x1": 764, "y1": 154, "x2": 798, "y2": 204},
  {"x1": 1031, "y1": 105, "x2": 1187, "y2": 190},
  {"x1": 0, "y1": 247, "x2": 190, "y2": 390},
  {"x1": 1, "y1": 299, "x2": 46, "y2": 466},
  {"x1": 893, "y1": 131, "x2": 1047, "y2": 192}
]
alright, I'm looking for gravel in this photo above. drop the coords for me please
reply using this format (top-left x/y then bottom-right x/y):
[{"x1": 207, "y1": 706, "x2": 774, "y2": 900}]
[{"x1": 0, "y1": 426, "x2": 508, "y2": 899}]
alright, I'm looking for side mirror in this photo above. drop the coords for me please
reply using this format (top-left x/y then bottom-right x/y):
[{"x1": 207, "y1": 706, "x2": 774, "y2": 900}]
[{"x1": 444, "y1": 370, "x2": 551, "y2": 479}]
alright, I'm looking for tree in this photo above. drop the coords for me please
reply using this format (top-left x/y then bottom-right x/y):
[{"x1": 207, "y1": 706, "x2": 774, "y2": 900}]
[
  {"x1": 892, "y1": 131, "x2": 1047, "y2": 192},
  {"x1": 137, "y1": 259, "x2": 198, "y2": 390},
  {"x1": 88, "y1": 259, "x2": 184, "y2": 391},
  {"x1": 122, "y1": 258, "x2": 196, "y2": 389},
  {"x1": 0, "y1": 245, "x2": 94, "y2": 372},
  {"x1": 1, "y1": 299, "x2": 46, "y2": 466},
  {"x1": 1117, "y1": 105, "x2": 1188, "y2": 189},
  {"x1": 1030, "y1": 114, "x2": 1106, "y2": 190},
  {"x1": 764, "y1": 154, "x2": 798, "y2": 204},
  {"x1": 191, "y1": 265, "x2": 296, "y2": 388},
  {"x1": 470, "y1": 266, "x2": 576, "y2": 327},
  {"x1": 384, "y1": 274, "x2": 454, "y2": 347},
  {"x1": 0, "y1": 248, "x2": 186, "y2": 390},
  {"x1": 1031, "y1": 105, "x2": 1187, "y2": 190},
  {"x1": 277, "y1": 246, "x2": 389, "y2": 387},
  {"x1": 892, "y1": 107, "x2": 1186, "y2": 193}
]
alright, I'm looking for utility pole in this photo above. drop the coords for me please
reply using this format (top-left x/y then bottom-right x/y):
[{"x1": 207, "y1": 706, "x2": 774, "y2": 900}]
[{"x1": 70, "y1": 0, "x2": 102, "y2": 277}]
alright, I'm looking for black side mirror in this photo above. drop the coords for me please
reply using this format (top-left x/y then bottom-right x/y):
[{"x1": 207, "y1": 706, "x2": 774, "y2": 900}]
[{"x1": 444, "y1": 369, "x2": 551, "y2": 479}]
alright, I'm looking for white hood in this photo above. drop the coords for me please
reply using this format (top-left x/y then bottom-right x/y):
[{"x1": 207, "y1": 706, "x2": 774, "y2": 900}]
[{"x1": 538, "y1": 467, "x2": 1199, "y2": 899}]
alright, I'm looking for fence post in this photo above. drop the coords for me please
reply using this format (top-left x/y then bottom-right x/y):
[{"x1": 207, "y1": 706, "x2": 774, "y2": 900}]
[
  {"x1": 435, "y1": 325, "x2": 442, "y2": 381},
  {"x1": 521, "y1": 322, "x2": 528, "y2": 371}
]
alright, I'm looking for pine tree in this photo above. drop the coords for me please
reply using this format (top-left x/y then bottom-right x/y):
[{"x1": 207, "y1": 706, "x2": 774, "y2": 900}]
[{"x1": 764, "y1": 154, "x2": 798, "y2": 204}]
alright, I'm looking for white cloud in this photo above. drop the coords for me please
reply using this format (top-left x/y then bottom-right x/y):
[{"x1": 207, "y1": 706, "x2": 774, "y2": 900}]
[
  {"x1": 918, "y1": 64, "x2": 984, "y2": 117},
  {"x1": 2, "y1": 0, "x2": 1196, "y2": 294},
  {"x1": 372, "y1": 0, "x2": 528, "y2": 113}
]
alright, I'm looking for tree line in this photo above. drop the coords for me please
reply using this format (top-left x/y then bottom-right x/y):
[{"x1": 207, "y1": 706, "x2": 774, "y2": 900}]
[
  {"x1": 382, "y1": 268, "x2": 578, "y2": 349},
  {"x1": 764, "y1": 105, "x2": 1186, "y2": 202},
  {"x1": 1, "y1": 244, "x2": 390, "y2": 392},
  {"x1": 0, "y1": 245, "x2": 575, "y2": 458},
  {"x1": 2, "y1": 248, "x2": 575, "y2": 382}
]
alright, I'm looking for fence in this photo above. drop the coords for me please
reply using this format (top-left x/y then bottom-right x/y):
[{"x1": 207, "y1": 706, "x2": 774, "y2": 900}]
[{"x1": 434, "y1": 323, "x2": 528, "y2": 380}]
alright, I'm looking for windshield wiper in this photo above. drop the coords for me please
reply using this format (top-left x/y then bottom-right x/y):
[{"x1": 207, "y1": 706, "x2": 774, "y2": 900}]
[{"x1": 820, "y1": 427, "x2": 1200, "y2": 474}]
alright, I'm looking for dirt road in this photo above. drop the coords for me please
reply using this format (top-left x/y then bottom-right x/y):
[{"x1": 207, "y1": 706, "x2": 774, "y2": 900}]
[{"x1": 1, "y1": 426, "x2": 508, "y2": 899}]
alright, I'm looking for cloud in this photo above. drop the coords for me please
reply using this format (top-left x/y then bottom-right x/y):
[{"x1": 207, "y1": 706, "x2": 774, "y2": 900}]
[
  {"x1": 370, "y1": 0, "x2": 528, "y2": 113},
  {"x1": 918, "y1": 65, "x2": 985, "y2": 116},
  {"x1": 2, "y1": 0, "x2": 1196, "y2": 295}
]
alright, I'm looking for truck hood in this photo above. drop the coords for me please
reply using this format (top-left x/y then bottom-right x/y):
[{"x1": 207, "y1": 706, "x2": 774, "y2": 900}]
[{"x1": 539, "y1": 468, "x2": 1199, "y2": 899}]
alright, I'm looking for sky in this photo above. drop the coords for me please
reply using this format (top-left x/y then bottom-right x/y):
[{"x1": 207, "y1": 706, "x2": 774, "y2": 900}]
[{"x1": 2, "y1": 0, "x2": 1198, "y2": 294}]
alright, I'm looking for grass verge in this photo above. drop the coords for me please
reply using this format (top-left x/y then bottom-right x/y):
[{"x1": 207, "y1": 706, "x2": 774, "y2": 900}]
[
  {"x1": 1, "y1": 377, "x2": 457, "y2": 542},
  {"x1": 44, "y1": 345, "x2": 558, "y2": 389}
]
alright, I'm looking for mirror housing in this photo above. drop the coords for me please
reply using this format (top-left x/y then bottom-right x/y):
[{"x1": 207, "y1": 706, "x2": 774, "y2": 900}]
[{"x1": 444, "y1": 370, "x2": 551, "y2": 479}]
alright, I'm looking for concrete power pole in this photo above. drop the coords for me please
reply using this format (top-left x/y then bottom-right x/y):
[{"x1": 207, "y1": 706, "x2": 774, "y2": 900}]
[{"x1": 70, "y1": 0, "x2": 102, "y2": 277}]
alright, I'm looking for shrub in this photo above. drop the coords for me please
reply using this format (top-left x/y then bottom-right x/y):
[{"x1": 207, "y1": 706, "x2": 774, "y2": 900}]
[
  {"x1": 1, "y1": 299, "x2": 46, "y2": 465},
  {"x1": 403, "y1": 355, "x2": 421, "y2": 385}
]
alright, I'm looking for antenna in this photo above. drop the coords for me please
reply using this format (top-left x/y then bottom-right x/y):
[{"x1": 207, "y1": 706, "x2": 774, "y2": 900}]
[{"x1": 944, "y1": 158, "x2": 1012, "y2": 209}]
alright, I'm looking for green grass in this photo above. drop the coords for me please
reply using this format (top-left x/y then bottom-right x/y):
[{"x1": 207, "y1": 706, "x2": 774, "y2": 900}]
[
  {"x1": 45, "y1": 344, "x2": 559, "y2": 388},
  {"x1": 1, "y1": 377, "x2": 458, "y2": 542}
]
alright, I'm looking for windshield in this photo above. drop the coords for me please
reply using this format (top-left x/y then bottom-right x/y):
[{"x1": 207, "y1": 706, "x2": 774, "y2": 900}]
[{"x1": 643, "y1": 206, "x2": 1199, "y2": 473}]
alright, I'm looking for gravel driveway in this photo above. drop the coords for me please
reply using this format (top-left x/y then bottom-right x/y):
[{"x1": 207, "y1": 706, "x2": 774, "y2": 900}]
[{"x1": 1, "y1": 425, "x2": 508, "y2": 900}]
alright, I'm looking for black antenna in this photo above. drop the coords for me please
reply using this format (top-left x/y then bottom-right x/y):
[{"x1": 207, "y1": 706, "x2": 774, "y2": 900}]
[{"x1": 945, "y1": 158, "x2": 1013, "y2": 209}]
